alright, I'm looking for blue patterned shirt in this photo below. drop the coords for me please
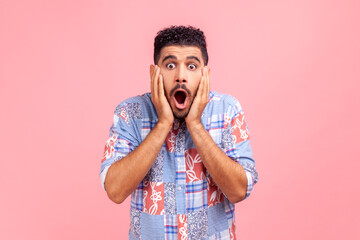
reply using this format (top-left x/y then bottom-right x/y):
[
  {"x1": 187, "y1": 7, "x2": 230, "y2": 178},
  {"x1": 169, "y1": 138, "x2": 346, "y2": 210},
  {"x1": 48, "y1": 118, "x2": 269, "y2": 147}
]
[{"x1": 100, "y1": 91, "x2": 258, "y2": 240}]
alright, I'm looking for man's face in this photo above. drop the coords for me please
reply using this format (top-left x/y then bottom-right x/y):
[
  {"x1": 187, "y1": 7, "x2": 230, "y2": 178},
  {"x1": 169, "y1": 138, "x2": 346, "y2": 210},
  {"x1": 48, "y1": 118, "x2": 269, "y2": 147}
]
[{"x1": 157, "y1": 45, "x2": 205, "y2": 119}]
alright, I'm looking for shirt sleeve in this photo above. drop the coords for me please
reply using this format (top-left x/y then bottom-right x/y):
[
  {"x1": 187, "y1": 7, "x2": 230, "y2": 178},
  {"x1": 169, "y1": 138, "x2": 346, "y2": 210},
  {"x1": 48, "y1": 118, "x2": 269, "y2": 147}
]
[
  {"x1": 224, "y1": 97, "x2": 258, "y2": 199},
  {"x1": 99, "y1": 102, "x2": 141, "y2": 191}
]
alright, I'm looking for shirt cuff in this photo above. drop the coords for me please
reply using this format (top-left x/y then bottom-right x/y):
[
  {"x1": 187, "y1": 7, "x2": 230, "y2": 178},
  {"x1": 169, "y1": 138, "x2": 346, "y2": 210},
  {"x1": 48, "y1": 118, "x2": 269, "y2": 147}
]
[
  {"x1": 244, "y1": 171, "x2": 254, "y2": 199},
  {"x1": 100, "y1": 165, "x2": 111, "y2": 191}
]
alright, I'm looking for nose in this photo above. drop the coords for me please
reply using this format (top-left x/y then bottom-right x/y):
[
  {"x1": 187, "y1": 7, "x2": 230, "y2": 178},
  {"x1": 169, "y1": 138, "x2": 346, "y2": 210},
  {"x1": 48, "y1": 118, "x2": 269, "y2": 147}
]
[{"x1": 176, "y1": 65, "x2": 187, "y2": 83}]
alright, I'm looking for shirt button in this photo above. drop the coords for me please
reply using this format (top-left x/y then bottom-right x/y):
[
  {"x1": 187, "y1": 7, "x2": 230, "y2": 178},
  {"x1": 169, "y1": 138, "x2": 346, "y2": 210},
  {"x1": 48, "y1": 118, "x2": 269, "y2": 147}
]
[{"x1": 178, "y1": 186, "x2": 182, "y2": 191}]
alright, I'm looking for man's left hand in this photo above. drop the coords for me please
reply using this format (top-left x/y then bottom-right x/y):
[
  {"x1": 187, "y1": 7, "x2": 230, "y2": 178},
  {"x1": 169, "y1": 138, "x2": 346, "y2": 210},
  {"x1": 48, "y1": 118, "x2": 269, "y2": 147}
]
[{"x1": 185, "y1": 66, "x2": 210, "y2": 127}]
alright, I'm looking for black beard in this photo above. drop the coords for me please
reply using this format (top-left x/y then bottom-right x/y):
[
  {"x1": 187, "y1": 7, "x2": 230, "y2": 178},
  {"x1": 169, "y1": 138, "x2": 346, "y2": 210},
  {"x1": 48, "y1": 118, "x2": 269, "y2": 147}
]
[
  {"x1": 169, "y1": 83, "x2": 191, "y2": 97},
  {"x1": 172, "y1": 107, "x2": 190, "y2": 120},
  {"x1": 169, "y1": 84, "x2": 200, "y2": 120}
]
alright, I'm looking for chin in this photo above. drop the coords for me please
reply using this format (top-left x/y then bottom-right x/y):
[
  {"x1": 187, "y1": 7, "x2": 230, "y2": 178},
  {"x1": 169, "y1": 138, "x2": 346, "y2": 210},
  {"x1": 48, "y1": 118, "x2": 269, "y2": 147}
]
[{"x1": 172, "y1": 107, "x2": 190, "y2": 120}]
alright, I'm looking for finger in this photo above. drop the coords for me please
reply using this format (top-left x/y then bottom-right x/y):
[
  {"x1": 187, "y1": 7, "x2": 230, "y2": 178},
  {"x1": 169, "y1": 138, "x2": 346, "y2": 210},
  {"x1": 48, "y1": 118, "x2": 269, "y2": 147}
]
[
  {"x1": 204, "y1": 66, "x2": 208, "y2": 93},
  {"x1": 150, "y1": 65, "x2": 155, "y2": 96},
  {"x1": 203, "y1": 76, "x2": 208, "y2": 101},
  {"x1": 205, "y1": 67, "x2": 210, "y2": 98},
  {"x1": 153, "y1": 65, "x2": 160, "y2": 99},
  {"x1": 150, "y1": 64, "x2": 155, "y2": 77},
  {"x1": 158, "y1": 73, "x2": 165, "y2": 98},
  {"x1": 197, "y1": 75, "x2": 205, "y2": 99},
  {"x1": 199, "y1": 67, "x2": 207, "y2": 97},
  {"x1": 201, "y1": 67, "x2": 209, "y2": 102}
]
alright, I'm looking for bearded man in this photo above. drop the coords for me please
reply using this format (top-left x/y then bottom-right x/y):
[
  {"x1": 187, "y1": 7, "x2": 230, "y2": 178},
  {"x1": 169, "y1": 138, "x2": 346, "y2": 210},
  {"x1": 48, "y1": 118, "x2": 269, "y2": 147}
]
[{"x1": 100, "y1": 25, "x2": 258, "y2": 240}]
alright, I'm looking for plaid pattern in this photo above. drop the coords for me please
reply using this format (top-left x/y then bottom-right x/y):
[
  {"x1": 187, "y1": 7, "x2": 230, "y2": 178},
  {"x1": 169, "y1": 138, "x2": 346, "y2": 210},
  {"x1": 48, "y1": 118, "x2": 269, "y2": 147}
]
[
  {"x1": 131, "y1": 182, "x2": 144, "y2": 211},
  {"x1": 100, "y1": 92, "x2": 258, "y2": 239},
  {"x1": 164, "y1": 215, "x2": 177, "y2": 240},
  {"x1": 186, "y1": 180, "x2": 208, "y2": 212}
]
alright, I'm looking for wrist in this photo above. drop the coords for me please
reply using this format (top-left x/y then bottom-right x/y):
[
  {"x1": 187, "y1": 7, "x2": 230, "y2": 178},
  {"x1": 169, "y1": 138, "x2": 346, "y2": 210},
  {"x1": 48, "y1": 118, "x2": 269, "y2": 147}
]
[
  {"x1": 186, "y1": 120, "x2": 204, "y2": 133},
  {"x1": 156, "y1": 119, "x2": 173, "y2": 132}
]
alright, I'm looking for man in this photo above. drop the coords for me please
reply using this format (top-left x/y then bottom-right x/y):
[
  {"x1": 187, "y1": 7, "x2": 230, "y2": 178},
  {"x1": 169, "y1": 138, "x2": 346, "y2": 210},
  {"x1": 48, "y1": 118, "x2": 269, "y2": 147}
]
[{"x1": 100, "y1": 25, "x2": 258, "y2": 239}]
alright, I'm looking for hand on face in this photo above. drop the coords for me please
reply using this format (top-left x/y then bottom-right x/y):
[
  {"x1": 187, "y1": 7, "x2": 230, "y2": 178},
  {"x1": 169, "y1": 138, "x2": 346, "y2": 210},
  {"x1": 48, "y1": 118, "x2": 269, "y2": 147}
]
[
  {"x1": 150, "y1": 65, "x2": 174, "y2": 127},
  {"x1": 185, "y1": 66, "x2": 210, "y2": 127}
]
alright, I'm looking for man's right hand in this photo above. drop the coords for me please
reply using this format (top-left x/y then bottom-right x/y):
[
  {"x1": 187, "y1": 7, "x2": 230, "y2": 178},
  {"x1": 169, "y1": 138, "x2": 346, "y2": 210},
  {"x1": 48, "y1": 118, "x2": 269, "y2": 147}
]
[
  {"x1": 105, "y1": 65, "x2": 174, "y2": 204},
  {"x1": 150, "y1": 65, "x2": 174, "y2": 128}
]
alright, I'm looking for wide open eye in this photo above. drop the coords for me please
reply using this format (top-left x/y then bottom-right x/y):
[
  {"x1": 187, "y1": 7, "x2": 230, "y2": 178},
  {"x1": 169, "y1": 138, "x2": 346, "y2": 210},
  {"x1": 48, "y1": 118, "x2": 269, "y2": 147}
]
[
  {"x1": 188, "y1": 64, "x2": 196, "y2": 70},
  {"x1": 166, "y1": 63, "x2": 176, "y2": 69}
]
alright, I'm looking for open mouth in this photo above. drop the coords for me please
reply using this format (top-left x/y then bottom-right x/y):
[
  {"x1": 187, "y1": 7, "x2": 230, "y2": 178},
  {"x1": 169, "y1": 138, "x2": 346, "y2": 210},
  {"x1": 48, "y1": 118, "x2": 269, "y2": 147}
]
[{"x1": 173, "y1": 89, "x2": 188, "y2": 110}]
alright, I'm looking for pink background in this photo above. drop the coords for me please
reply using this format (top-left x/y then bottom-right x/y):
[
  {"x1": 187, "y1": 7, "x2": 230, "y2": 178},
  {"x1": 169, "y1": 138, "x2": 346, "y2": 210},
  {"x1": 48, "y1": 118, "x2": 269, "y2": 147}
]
[{"x1": 1, "y1": 0, "x2": 359, "y2": 239}]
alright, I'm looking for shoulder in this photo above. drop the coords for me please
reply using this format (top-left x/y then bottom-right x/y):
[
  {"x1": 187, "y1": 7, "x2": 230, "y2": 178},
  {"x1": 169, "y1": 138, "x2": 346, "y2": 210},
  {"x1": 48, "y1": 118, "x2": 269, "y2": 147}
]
[
  {"x1": 206, "y1": 91, "x2": 244, "y2": 116},
  {"x1": 114, "y1": 93, "x2": 156, "y2": 120}
]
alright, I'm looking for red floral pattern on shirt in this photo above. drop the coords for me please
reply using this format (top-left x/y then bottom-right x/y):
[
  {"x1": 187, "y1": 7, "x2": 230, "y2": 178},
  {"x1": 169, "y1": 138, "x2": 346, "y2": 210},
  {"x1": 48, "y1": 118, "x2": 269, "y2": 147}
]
[
  {"x1": 224, "y1": 112, "x2": 250, "y2": 144},
  {"x1": 119, "y1": 107, "x2": 128, "y2": 124},
  {"x1": 230, "y1": 221, "x2": 237, "y2": 240},
  {"x1": 207, "y1": 176, "x2": 224, "y2": 207},
  {"x1": 185, "y1": 148, "x2": 206, "y2": 183},
  {"x1": 101, "y1": 135, "x2": 117, "y2": 163},
  {"x1": 143, "y1": 181, "x2": 164, "y2": 215},
  {"x1": 177, "y1": 214, "x2": 187, "y2": 240}
]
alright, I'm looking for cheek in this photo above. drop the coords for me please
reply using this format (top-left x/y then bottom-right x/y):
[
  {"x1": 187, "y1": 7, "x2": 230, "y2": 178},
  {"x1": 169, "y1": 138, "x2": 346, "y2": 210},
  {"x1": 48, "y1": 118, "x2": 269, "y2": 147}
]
[
  {"x1": 162, "y1": 79, "x2": 172, "y2": 97},
  {"x1": 190, "y1": 74, "x2": 202, "y2": 94},
  {"x1": 160, "y1": 71, "x2": 173, "y2": 95}
]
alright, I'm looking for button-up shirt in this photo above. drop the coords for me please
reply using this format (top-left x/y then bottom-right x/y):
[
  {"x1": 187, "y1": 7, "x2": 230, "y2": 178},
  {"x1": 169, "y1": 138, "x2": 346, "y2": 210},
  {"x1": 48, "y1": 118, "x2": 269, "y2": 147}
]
[{"x1": 100, "y1": 91, "x2": 258, "y2": 240}]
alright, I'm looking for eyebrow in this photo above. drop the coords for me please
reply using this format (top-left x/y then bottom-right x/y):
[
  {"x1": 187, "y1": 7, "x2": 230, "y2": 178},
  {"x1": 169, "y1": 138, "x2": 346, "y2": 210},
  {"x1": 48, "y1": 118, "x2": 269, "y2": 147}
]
[
  {"x1": 161, "y1": 55, "x2": 201, "y2": 64},
  {"x1": 186, "y1": 56, "x2": 201, "y2": 63},
  {"x1": 162, "y1": 55, "x2": 176, "y2": 63}
]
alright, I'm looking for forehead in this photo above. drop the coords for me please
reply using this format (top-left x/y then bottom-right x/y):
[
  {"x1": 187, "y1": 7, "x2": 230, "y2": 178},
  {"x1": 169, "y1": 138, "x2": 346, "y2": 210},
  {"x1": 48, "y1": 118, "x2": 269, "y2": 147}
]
[{"x1": 159, "y1": 45, "x2": 203, "y2": 62}]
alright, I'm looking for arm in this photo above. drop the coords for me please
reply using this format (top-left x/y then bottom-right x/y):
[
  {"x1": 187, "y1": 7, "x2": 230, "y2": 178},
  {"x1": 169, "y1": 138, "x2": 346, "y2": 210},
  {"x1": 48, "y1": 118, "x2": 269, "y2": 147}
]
[
  {"x1": 185, "y1": 67, "x2": 248, "y2": 203},
  {"x1": 105, "y1": 122, "x2": 170, "y2": 204},
  {"x1": 187, "y1": 123, "x2": 248, "y2": 203},
  {"x1": 104, "y1": 65, "x2": 173, "y2": 204}
]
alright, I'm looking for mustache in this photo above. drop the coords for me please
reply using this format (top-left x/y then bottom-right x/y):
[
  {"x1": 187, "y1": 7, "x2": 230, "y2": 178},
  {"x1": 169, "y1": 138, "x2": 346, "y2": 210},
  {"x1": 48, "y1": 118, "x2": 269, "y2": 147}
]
[{"x1": 169, "y1": 84, "x2": 191, "y2": 97}]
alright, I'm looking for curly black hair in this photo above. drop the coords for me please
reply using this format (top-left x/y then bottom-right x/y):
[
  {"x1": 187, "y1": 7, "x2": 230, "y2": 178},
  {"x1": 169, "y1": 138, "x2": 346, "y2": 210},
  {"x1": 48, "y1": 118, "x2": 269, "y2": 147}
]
[{"x1": 154, "y1": 25, "x2": 208, "y2": 65}]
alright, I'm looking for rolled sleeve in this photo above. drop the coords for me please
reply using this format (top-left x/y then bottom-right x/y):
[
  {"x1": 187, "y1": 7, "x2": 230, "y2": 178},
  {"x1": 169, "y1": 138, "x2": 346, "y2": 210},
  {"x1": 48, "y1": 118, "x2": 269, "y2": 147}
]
[
  {"x1": 99, "y1": 103, "x2": 140, "y2": 191},
  {"x1": 230, "y1": 141, "x2": 258, "y2": 199},
  {"x1": 245, "y1": 171, "x2": 255, "y2": 199},
  {"x1": 226, "y1": 98, "x2": 258, "y2": 199}
]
